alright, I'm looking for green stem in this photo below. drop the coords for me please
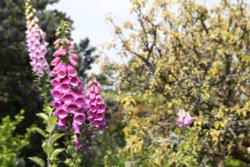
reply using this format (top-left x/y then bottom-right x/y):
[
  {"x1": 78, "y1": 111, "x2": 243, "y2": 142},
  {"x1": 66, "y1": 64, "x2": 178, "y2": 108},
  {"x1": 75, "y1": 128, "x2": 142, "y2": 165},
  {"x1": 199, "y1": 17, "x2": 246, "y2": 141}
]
[
  {"x1": 47, "y1": 108, "x2": 53, "y2": 167},
  {"x1": 39, "y1": 77, "x2": 53, "y2": 167}
]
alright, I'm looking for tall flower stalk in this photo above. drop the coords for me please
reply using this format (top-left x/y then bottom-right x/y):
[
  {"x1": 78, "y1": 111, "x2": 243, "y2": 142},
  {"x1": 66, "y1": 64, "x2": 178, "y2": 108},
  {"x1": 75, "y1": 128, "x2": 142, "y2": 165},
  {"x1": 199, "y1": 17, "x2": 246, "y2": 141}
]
[
  {"x1": 50, "y1": 21, "x2": 88, "y2": 150},
  {"x1": 50, "y1": 23, "x2": 108, "y2": 166},
  {"x1": 25, "y1": 0, "x2": 49, "y2": 77},
  {"x1": 86, "y1": 78, "x2": 107, "y2": 129}
]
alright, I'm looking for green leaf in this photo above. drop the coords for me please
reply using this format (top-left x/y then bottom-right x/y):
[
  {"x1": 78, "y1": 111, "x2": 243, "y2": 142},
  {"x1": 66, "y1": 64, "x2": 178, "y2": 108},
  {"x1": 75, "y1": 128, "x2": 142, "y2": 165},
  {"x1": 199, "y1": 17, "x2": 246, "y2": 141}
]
[
  {"x1": 20, "y1": 109, "x2": 25, "y2": 114},
  {"x1": 46, "y1": 116, "x2": 57, "y2": 133},
  {"x1": 48, "y1": 116, "x2": 57, "y2": 126},
  {"x1": 43, "y1": 105, "x2": 53, "y2": 114},
  {"x1": 32, "y1": 127, "x2": 46, "y2": 138},
  {"x1": 42, "y1": 141, "x2": 53, "y2": 155},
  {"x1": 50, "y1": 148, "x2": 65, "y2": 160},
  {"x1": 50, "y1": 133, "x2": 64, "y2": 144},
  {"x1": 36, "y1": 113, "x2": 48, "y2": 122},
  {"x1": 28, "y1": 156, "x2": 45, "y2": 167}
]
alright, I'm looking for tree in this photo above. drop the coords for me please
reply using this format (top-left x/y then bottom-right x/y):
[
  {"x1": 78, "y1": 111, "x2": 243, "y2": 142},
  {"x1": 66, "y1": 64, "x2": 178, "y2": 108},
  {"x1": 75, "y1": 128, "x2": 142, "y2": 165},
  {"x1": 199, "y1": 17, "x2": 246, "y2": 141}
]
[
  {"x1": 74, "y1": 38, "x2": 98, "y2": 81},
  {"x1": 102, "y1": 0, "x2": 250, "y2": 166}
]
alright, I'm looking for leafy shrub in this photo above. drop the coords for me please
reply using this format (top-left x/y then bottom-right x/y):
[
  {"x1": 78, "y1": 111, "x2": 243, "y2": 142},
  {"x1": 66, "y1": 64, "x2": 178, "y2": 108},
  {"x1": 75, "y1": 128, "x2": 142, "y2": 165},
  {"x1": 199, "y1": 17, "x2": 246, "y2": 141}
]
[
  {"x1": 0, "y1": 110, "x2": 31, "y2": 167},
  {"x1": 101, "y1": 0, "x2": 250, "y2": 166}
]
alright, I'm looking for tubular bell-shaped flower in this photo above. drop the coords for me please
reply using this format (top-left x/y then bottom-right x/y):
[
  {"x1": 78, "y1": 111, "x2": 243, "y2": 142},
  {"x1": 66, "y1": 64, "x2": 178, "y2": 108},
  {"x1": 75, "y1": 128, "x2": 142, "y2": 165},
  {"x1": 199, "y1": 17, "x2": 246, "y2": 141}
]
[
  {"x1": 25, "y1": 0, "x2": 49, "y2": 77},
  {"x1": 86, "y1": 79, "x2": 107, "y2": 129},
  {"x1": 50, "y1": 21, "x2": 87, "y2": 150}
]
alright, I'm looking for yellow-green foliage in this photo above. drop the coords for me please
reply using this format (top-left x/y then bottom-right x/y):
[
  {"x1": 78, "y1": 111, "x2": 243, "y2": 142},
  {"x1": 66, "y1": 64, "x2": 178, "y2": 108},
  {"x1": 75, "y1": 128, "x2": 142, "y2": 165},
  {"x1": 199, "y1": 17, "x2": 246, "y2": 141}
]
[
  {"x1": 102, "y1": 0, "x2": 250, "y2": 166},
  {"x1": 0, "y1": 110, "x2": 31, "y2": 167}
]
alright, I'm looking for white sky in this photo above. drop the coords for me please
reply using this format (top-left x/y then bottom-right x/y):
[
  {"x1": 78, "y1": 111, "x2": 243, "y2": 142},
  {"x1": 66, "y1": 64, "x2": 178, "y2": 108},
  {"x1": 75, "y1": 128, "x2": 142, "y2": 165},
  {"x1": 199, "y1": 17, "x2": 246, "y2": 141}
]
[
  {"x1": 47, "y1": 0, "x2": 133, "y2": 74},
  {"x1": 47, "y1": 0, "x2": 131, "y2": 45}
]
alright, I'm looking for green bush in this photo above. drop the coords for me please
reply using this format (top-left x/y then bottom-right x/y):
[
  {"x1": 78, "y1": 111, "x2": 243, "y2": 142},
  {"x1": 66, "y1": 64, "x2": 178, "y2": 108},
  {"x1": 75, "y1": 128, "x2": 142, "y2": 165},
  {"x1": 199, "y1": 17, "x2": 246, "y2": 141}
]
[{"x1": 0, "y1": 110, "x2": 31, "y2": 167}]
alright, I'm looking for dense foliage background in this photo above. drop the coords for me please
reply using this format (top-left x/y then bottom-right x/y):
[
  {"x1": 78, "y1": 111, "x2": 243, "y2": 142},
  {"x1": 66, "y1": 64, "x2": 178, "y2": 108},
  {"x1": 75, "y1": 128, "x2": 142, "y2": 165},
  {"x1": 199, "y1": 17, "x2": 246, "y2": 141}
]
[{"x1": 0, "y1": 0, "x2": 250, "y2": 167}]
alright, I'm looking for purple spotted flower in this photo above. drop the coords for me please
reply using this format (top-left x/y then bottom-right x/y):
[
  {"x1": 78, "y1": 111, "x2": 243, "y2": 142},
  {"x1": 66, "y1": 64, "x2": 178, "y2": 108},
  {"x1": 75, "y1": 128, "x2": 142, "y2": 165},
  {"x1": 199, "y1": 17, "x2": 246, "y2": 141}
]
[{"x1": 50, "y1": 36, "x2": 87, "y2": 150}]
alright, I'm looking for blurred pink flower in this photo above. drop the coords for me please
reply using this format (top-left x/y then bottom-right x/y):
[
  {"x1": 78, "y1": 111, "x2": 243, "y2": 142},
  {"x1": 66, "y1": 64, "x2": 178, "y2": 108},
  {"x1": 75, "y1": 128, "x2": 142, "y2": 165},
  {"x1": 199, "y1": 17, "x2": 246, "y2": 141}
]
[
  {"x1": 86, "y1": 79, "x2": 107, "y2": 129},
  {"x1": 176, "y1": 110, "x2": 193, "y2": 127}
]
